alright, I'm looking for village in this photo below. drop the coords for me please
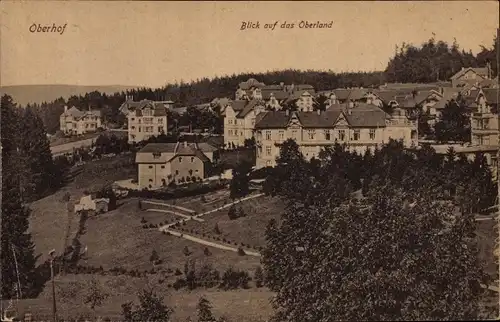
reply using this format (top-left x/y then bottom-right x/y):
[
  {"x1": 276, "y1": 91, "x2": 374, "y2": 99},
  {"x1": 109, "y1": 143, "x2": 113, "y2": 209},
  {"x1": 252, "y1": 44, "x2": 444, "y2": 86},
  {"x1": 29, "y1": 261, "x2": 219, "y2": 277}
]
[{"x1": 1, "y1": 2, "x2": 499, "y2": 322}]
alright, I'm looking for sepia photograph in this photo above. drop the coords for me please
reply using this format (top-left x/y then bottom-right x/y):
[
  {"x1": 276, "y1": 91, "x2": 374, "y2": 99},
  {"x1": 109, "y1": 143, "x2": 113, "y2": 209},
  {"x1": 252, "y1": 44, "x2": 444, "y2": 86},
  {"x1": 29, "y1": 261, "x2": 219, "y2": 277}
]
[{"x1": 0, "y1": 1, "x2": 499, "y2": 321}]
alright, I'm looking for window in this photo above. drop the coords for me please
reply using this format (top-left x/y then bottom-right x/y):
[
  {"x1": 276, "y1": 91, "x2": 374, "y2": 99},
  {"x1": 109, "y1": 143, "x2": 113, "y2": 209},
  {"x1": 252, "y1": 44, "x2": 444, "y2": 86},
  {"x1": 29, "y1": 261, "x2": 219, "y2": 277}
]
[
  {"x1": 158, "y1": 126, "x2": 164, "y2": 132},
  {"x1": 176, "y1": 170, "x2": 179, "y2": 175},
  {"x1": 483, "y1": 119, "x2": 490, "y2": 129},
  {"x1": 131, "y1": 126, "x2": 136, "y2": 130},
  {"x1": 144, "y1": 117, "x2": 153, "y2": 124},
  {"x1": 279, "y1": 130, "x2": 284, "y2": 140},
  {"x1": 161, "y1": 165, "x2": 165, "y2": 169},
  {"x1": 228, "y1": 130, "x2": 233, "y2": 136},
  {"x1": 251, "y1": 118, "x2": 256, "y2": 126},
  {"x1": 369, "y1": 129, "x2": 375, "y2": 140},
  {"x1": 195, "y1": 169, "x2": 199, "y2": 173},
  {"x1": 179, "y1": 157, "x2": 183, "y2": 162},
  {"x1": 157, "y1": 118, "x2": 164, "y2": 123},
  {"x1": 353, "y1": 130, "x2": 360, "y2": 141},
  {"x1": 153, "y1": 152, "x2": 161, "y2": 159},
  {"x1": 308, "y1": 130, "x2": 315, "y2": 140},
  {"x1": 229, "y1": 119, "x2": 233, "y2": 125},
  {"x1": 292, "y1": 130, "x2": 298, "y2": 140},
  {"x1": 339, "y1": 130, "x2": 345, "y2": 141},
  {"x1": 265, "y1": 131, "x2": 272, "y2": 140},
  {"x1": 138, "y1": 127, "x2": 141, "y2": 132},
  {"x1": 131, "y1": 118, "x2": 135, "y2": 122},
  {"x1": 191, "y1": 157, "x2": 194, "y2": 163},
  {"x1": 266, "y1": 145, "x2": 272, "y2": 156},
  {"x1": 324, "y1": 130, "x2": 330, "y2": 140},
  {"x1": 266, "y1": 160, "x2": 272, "y2": 166},
  {"x1": 148, "y1": 165, "x2": 153, "y2": 169}
]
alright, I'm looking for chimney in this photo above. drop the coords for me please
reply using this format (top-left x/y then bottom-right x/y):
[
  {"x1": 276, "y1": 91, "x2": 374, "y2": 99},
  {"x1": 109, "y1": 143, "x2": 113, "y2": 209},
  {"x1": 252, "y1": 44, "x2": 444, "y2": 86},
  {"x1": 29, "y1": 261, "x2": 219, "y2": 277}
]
[
  {"x1": 280, "y1": 82, "x2": 284, "y2": 89},
  {"x1": 285, "y1": 109, "x2": 289, "y2": 116},
  {"x1": 184, "y1": 141, "x2": 188, "y2": 148},
  {"x1": 317, "y1": 109, "x2": 321, "y2": 115},
  {"x1": 64, "y1": 105, "x2": 68, "y2": 112}
]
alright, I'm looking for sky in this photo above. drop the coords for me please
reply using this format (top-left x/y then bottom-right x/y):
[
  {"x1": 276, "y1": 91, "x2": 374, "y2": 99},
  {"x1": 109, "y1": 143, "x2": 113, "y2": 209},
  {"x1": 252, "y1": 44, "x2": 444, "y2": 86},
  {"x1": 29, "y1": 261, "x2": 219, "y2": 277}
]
[{"x1": 1, "y1": 1, "x2": 498, "y2": 88}]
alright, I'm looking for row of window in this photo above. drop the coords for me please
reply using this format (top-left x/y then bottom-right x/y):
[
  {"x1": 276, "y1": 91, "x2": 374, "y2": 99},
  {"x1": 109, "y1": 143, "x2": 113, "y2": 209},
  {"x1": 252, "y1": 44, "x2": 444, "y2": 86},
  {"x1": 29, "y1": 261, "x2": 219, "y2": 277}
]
[
  {"x1": 130, "y1": 126, "x2": 164, "y2": 133},
  {"x1": 147, "y1": 165, "x2": 200, "y2": 174},
  {"x1": 227, "y1": 129, "x2": 243, "y2": 136},
  {"x1": 263, "y1": 129, "x2": 376, "y2": 141},
  {"x1": 130, "y1": 117, "x2": 164, "y2": 123}
]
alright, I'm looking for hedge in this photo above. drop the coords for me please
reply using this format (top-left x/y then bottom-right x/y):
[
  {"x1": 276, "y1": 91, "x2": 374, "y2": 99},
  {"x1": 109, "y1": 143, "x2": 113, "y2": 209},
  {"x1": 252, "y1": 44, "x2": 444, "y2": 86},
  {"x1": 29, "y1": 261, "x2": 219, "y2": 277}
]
[{"x1": 124, "y1": 180, "x2": 228, "y2": 200}]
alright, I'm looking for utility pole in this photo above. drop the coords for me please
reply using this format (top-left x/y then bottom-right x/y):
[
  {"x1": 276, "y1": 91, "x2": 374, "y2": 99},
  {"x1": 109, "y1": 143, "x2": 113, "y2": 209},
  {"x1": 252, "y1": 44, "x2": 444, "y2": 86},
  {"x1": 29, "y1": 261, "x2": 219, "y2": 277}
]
[{"x1": 49, "y1": 250, "x2": 57, "y2": 322}]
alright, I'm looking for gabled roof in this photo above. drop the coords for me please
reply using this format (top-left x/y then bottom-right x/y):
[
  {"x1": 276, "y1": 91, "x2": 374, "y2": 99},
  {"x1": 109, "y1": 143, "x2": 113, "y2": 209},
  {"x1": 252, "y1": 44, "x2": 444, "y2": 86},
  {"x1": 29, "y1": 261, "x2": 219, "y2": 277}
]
[
  {"x1": 136, "y1": 142, "x2": 216, "y2": 163},
  {"x1": 482, "y1": 88, "x2": 498, "y2": 105},
  {"x1": 255, "y1": 104, "x2": 388, "y2": 129},
  {"x1": 332, "y1": 89, "x2": 351, "y2": 101},
  {"x1": 284, "y1": 90, "x2": 315, "y2": 104},
  {"x1": 237, "y1": 99, "x2": 265, "y2": 118},
  {"x1": 450, "y1": 67, "x2": 489, "y2": 80},
  {"x1": 227, "y1": 100, "x2": 247, "y2": 112},
  {"x1": 261, "y1": 89, "x2": 290, "y2": 100},
  {"x1": 238, "y1": 78, "x2": 266, "y2": 90},
  {"x1": 62, "y1": 106, "x2": 101, "y2": 119}
]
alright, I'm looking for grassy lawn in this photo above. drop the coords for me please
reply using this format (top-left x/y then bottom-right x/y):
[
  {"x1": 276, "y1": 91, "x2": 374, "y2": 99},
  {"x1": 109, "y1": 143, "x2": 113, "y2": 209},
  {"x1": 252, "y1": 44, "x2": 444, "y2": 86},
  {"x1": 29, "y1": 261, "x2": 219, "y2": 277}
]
[
  {"x1": 29, "y1": 154, "x2": 137, "y2": 264},
  {"x1": 78, "y1": 199, "x2": 262, "y2": 274},
  {"x1": 16, "y1": 274, "x2": 275, "y2": 322},
  {"x1": 181, "y1": 195, "x2": 285, "y2": 249}
]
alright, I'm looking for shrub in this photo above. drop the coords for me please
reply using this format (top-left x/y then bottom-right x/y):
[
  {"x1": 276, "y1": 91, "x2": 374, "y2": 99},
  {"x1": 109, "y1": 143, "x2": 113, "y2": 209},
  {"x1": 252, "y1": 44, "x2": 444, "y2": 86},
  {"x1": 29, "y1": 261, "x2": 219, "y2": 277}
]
[
  {"x1": 183, "y1": 246, "x2": 191, "y2": 256},
  {"x1": 204, "y1": 247, "x2": 212, "y2": 256},
  {"x1": 175, "y1": 268, "x2": 183, "y2": 276},
  {"x1": 228, "y1": 205, "x2": 237, "y2": 220},
  {"x1": 140, "y1": 217, "x2": 147, "y2": 224},
  {"x1": 237, "y1": 247, "x2": 246, "y2": 256},
  {"x1": 214, "y1": 223, "x2": 221, "y2": 234}
]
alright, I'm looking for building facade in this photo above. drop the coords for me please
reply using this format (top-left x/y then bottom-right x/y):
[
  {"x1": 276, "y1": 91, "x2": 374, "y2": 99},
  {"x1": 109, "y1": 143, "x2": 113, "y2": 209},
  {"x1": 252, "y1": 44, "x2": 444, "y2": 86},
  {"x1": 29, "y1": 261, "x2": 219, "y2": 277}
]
[
  {"x1": 125, "y1": 100, "x2": 169, "y2": 143},
  {"x1": 60, "y1": 106, "x2": 102, "y2": 135},
  {"x1": 254, "y1": 103, "x2": 417, "y2": 168},
  {"x1": 135, "y1": 142, "x2": 218, "y2": 189},
  {"x1": 470, "y1": 88, "x2": 499, "y2": 147}
]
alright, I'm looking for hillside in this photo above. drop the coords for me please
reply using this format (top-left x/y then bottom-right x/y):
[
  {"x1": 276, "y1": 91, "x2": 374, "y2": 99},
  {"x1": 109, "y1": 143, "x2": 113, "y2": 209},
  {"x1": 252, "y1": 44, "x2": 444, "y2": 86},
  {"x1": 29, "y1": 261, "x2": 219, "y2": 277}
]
[{"x1": 0, "y1": 84, "x2": 139, "y2": 106}]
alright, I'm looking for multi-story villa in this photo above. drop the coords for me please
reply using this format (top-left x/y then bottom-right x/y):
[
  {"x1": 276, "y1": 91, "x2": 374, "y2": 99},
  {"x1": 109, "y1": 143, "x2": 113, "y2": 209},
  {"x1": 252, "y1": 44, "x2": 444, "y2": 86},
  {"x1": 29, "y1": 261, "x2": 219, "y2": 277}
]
[
  {"x1": 254, "y1": 103, "x2": 418, "y2": 168},
  {"x1": 223, "y1": 100, "x2": 266, "y2": 148},
  {"x1": 124, "y1": 100, "x2": 169, "y2": 143},
  {"x1": 135, "y1": 142, "x2": 218, "y2": 189},
  {"x1": 224, "y1": 79, "x2": 317, "y2": 148},
  {"x1": 60, "y1": 106, "x2": 102, "y2": 136},
  {"x1": 470, "y1": 88, "x2": 498, "y2": 147}
]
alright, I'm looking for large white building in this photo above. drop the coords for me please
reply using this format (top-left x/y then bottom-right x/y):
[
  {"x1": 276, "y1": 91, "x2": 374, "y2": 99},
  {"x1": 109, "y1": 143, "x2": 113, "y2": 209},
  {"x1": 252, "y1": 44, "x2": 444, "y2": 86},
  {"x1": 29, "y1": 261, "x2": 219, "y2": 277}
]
[
  {"x1": 254, "y1": 103, "x2": 418, "y2": 168},
  {"x1": 60, "y1": 106, "x2": 102, "y2": 136},
  {"x1": 119, "y1": 98, "x2": 171, "y2": 143}
]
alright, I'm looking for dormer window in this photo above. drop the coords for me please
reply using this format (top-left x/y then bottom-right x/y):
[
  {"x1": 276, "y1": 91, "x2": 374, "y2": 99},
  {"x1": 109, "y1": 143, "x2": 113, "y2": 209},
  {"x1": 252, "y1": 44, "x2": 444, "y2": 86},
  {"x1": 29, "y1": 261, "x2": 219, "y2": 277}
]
[{"x1": 153, "y1": 152, "x2": 161, "y2": 159}]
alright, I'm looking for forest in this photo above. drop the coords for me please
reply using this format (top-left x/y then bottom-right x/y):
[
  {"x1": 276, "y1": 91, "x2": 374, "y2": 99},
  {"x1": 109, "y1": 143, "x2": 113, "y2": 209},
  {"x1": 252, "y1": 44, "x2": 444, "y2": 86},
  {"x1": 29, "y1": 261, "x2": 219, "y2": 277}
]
[{"x1": 20, "y1": 34, "x2": 499, "y2": 135}]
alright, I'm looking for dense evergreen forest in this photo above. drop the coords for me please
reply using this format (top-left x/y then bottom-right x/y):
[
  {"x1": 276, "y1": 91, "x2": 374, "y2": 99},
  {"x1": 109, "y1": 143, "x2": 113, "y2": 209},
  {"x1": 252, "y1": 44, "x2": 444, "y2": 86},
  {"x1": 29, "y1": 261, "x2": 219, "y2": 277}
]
[{"x1": 23, "y1": 34, "x2": 498, "y2": 134}]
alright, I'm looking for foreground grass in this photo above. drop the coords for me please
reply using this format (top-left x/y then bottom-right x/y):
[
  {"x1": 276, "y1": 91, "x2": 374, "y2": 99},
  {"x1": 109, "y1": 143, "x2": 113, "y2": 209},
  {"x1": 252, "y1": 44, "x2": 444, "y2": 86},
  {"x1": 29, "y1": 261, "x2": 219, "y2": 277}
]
[{"x1": 16, "y1": 274, "x2": 274, "y2": 322}]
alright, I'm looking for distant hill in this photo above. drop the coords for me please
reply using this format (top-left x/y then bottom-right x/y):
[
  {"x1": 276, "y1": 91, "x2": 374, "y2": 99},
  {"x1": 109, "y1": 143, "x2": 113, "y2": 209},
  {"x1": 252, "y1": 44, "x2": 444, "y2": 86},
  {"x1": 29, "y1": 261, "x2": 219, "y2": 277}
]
[{"x1": 0, "y1": 84, "x2": 140, "y2": 106}]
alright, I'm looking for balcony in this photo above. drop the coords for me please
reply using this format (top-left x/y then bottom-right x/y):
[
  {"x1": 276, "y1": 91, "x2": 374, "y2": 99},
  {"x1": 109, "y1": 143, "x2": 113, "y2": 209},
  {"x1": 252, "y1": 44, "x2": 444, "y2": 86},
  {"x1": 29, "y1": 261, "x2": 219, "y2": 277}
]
[
  {"x1": 472, "y1": 112, "x2": 495, "y2": 118},
  {"x1": 472, "y1": 127, "x2": 499, "y2": 134}
]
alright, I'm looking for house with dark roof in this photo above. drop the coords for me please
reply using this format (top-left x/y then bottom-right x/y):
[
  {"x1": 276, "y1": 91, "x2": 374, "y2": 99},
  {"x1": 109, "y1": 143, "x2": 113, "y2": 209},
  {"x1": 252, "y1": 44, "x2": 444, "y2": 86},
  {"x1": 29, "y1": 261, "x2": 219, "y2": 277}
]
[
  {"x1": 254, "y1": 103, "x2": 417, "y2": 168},
  {"x1": 135, "y1": 142, "x2": 218, "y2": 189},
  {"x1": 125, "y1": 99, "x2": 169, "y2": 143},
  {"x1": 223, "y1": 99, "x2": 266, "y2": 148},
  {"x1": 470, "y1": 88, "x2": 499, "y2": 147},
  {"x1": 60, "y1": 105, "x2": 103, "y2": 135},
  {"x1": 450, "y1": 66, "x2": 492, "y2": 88}
]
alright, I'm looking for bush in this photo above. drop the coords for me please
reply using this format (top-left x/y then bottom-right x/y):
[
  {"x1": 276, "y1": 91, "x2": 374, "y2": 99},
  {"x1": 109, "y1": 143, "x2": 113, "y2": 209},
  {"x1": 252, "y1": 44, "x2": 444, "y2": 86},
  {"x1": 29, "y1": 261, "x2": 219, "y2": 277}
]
[
  {"x1": 183, "y1": 246, "x2": 191, "y2": 256},
  {"x1": 175, "y1": 268, "x2": 183, "y2": 276},
  {"x1": 140, "y1": 217, "x2": 147, "y2": 224},
  {"x1": 237, "y1": 247, "x2": 246, "y2": 256},
  {"x1": 228, "y1": 205, "x2": 238, "y2": 220},
  {"x1": 204, "y1": 247, "x2": 212, "y2": 256}
]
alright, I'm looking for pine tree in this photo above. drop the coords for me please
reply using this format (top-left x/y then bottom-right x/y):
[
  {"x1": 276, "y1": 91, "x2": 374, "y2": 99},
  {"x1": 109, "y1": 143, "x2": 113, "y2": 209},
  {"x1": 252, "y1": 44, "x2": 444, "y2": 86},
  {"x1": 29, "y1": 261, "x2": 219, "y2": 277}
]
[
  {"x1": 254, "y1": 266, "x2": 264, "y2": 288},
  {"x1": 196, "y1": 297, "x2": 216, "y2": 322},
  {"x1": 18, "y1": 107, "x2": 57, "y2": 200},
  {"x1": 1, "y1": 95, "x2": 38, "y2": 299}
]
